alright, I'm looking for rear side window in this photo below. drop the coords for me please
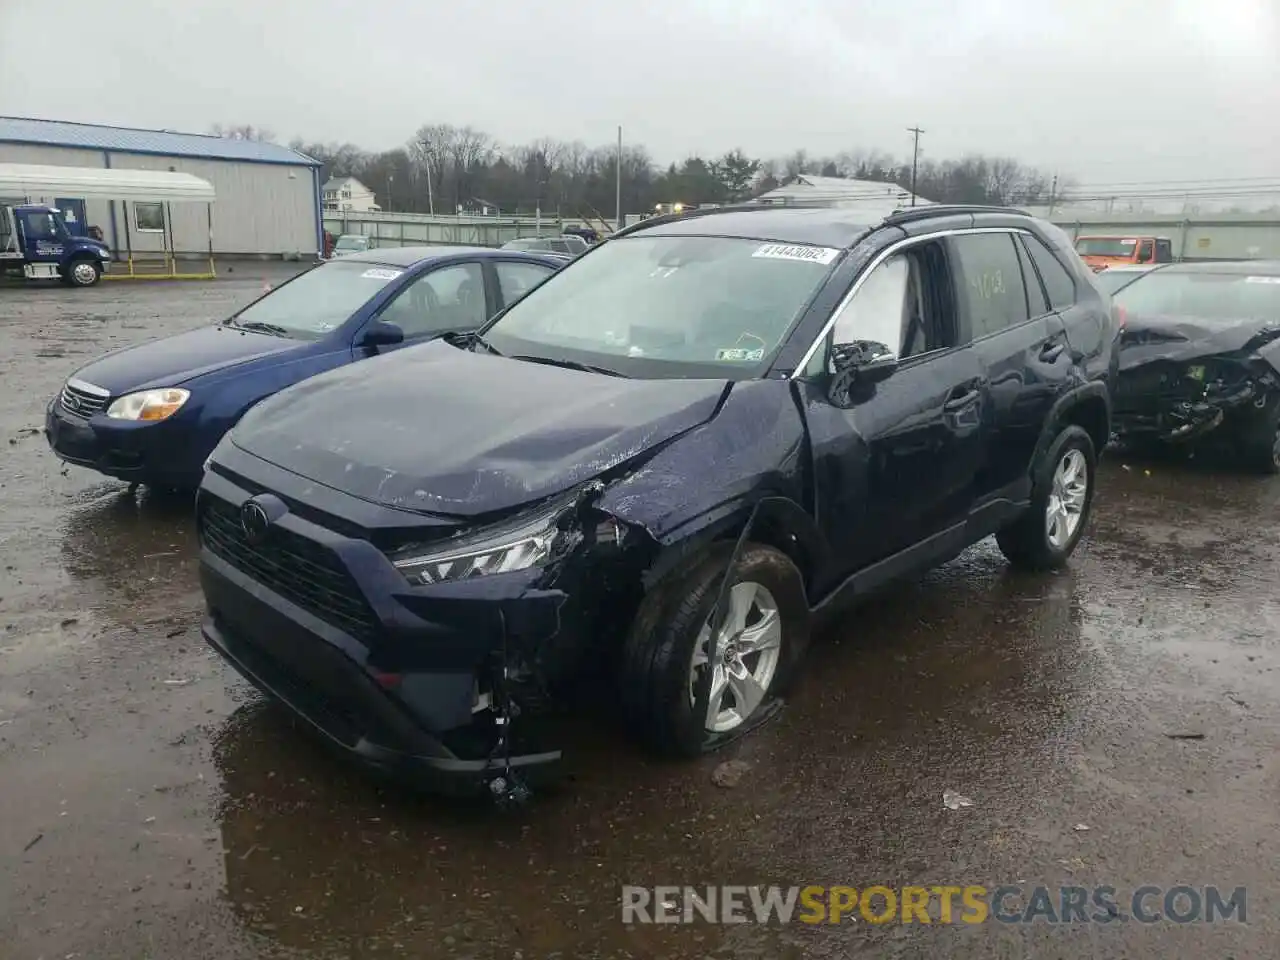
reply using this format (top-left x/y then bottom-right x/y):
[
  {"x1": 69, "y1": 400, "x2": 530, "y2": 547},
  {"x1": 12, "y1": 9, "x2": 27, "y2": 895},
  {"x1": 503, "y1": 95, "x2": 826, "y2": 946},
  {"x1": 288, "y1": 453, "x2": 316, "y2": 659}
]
[
  {"x1": 950, "y1": 233, "x2": 1030, "y2": 338},
  {"x1": 496, "y1": 260, "x2": 555, "y2": 305},
  {"x1": 1014, "y1": 238, "x2": 1049, "y2": 316},
  {"x1": 1021, "y1": 234, "x2": 1077, "y2": 311},
  {"x1": 1155, "y1": 239, "x2": 1173, "y2": 262}
]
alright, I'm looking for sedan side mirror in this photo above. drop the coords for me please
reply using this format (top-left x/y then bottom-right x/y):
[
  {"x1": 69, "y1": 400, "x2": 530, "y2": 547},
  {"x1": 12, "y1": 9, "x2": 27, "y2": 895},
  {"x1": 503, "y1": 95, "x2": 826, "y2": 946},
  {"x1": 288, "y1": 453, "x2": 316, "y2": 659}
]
[{"x1": 357, "y1": 319, "x2": 405, "y2": 347}]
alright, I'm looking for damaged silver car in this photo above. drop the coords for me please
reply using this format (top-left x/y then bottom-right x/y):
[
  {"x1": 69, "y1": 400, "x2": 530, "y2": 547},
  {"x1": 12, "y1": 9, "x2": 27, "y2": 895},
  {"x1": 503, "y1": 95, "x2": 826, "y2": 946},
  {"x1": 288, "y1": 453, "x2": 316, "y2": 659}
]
[{"x1": 1112, "y1": 260, "x2": 1280, "y2": 471}]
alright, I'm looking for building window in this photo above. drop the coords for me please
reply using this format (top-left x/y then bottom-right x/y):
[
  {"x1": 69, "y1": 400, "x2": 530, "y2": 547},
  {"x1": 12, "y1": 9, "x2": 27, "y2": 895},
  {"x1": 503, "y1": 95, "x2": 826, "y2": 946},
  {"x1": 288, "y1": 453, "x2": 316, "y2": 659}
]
[{"x1": 134, "y1": 202, "x2": 165, "y2": 232}]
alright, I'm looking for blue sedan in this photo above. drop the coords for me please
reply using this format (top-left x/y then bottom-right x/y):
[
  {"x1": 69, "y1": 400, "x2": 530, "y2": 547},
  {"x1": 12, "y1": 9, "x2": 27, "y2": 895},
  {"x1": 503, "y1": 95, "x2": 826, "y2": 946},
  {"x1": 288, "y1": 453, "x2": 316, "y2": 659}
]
[{"x1": 45, "y1": 246, "x2": 564, "y2": 489}]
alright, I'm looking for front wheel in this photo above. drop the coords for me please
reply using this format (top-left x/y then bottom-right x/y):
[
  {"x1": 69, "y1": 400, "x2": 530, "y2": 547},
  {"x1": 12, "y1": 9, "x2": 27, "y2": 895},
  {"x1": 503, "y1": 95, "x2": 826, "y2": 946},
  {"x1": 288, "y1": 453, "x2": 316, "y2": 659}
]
[
  {"x1": 618, "y1": 543, "x2": 809, "y2": 757},
  {"x1": 63, "y1": 257, "x2": 102, "y2": 287},
  {"x1": 997, "y1": 425, "x2": 1097, "y2": 570},
  {"x1": 1236, "y1": 393, "x2": 1280, "y2": 475}
]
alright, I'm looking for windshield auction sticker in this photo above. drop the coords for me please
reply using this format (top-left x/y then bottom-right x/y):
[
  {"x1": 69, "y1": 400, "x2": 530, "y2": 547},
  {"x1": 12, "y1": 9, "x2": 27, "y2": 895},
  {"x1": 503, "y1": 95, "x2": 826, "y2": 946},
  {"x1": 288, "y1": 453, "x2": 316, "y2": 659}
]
[
  {"x1": 360, "y1": 268, "x2": 403, "y2": 281},
  {"x1": 752, "y1": 243, "x2": 840, "y2": 265}
]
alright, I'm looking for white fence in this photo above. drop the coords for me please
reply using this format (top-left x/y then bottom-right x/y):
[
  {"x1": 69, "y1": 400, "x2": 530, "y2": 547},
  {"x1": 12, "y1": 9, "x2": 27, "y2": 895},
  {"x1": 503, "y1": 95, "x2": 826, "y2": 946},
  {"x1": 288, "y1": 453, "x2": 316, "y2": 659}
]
[
  {"x1": 1041, "y1": 212, "x2": 1280, "y2": 261},
  {"x1": 321, "y1": 210, "x2": 623, "y2": 249}
]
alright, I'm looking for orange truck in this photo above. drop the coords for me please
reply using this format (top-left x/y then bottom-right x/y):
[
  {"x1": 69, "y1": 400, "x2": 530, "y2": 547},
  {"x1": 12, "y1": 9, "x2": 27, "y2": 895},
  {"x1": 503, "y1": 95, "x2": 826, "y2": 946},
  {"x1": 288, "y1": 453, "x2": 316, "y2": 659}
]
[{"x1": 1073, "y1": 234, "x2": 1175, "y2": 272}]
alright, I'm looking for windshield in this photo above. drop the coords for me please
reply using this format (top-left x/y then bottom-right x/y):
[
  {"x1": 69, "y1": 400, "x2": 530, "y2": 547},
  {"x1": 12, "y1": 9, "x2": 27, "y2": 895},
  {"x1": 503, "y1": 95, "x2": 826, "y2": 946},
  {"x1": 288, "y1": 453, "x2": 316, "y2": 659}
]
[
  {"x1": 483, "y1": 235, "x2": 841, "y2": 378},
  {"x1": 504, "y1": 239, "x2": 550, "y2": 251},
  {"x1": 227, "y1": 261, "x2": 403, "y2": 338},
  {"x1": 1114, "y1": 271, "x2": 1280, "y2": 325},
  {"x1": 334, "y1": 236, "x2": 367, "y2": 251},
  {"x1": 1076, "y1": 237, "x2": 1138, "y2": 257},
  {"x1": 1094, "y1": 269, "x2": 1149, "y2": 295}
]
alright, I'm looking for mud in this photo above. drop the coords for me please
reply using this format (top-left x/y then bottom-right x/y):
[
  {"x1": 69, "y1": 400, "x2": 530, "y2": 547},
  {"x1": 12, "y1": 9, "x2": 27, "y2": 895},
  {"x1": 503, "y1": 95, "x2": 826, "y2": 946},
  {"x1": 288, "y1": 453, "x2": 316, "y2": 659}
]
[{"x1": 2, "y1": 279, "x2": 1278, "y2": 959}]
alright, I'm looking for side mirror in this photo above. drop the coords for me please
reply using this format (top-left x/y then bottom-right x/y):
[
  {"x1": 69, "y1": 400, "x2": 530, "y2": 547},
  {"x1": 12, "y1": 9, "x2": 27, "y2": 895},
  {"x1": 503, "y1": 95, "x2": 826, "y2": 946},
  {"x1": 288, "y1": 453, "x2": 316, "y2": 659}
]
[
  {"x1": 832, "y1": 341, "x2": 899, "y2": 383},
  {"x1": 357, "y1": 319, "x2": 405, "y2": 347},
  {"x1": 828, "y1": 341, "x2": 898, "y2": 405}
]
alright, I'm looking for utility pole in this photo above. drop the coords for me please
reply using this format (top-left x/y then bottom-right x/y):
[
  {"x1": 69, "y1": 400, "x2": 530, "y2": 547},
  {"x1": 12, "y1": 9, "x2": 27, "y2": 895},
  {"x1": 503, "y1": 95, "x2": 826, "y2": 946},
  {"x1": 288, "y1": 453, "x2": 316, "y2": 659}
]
[
  {"x1": 615, "y1": 125, "x2": 623, "y2": 232},
  {"x1": 1048, "y1": 173, "x2": 1059, "y2": 216},
  {"x1": 907, "y1": 126, "x2": 924, "y2": 207}
]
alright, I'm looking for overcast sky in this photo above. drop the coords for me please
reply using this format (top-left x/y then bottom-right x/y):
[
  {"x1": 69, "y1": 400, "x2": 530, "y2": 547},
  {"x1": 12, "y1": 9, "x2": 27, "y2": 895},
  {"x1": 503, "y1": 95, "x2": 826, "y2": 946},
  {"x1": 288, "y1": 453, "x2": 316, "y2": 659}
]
[{"x1": 3, "y1": 0, "x2": 1277, "y2": 187}]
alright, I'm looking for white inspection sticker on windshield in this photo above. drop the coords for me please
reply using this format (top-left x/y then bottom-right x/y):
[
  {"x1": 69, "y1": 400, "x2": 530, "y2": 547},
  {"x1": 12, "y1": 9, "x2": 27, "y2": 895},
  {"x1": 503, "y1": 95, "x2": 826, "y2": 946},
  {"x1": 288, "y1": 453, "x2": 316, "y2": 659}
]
[
  {"x1": 1245, "y1": 276, "x2": 1280, "y2": 284},
  {"x1": 360, "y1": 267, "x2": 403, "y2": 281},
  {"x1": 752, "y1": 243, "x2": 840, "y2": 265}
]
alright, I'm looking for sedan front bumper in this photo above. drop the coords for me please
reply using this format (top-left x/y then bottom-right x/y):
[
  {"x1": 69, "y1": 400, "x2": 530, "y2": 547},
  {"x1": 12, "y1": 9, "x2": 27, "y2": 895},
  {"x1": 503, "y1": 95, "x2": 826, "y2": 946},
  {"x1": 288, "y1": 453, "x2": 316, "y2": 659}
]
[{"x1": 44, "y1": 399, "x2": 206, "y2": 486}]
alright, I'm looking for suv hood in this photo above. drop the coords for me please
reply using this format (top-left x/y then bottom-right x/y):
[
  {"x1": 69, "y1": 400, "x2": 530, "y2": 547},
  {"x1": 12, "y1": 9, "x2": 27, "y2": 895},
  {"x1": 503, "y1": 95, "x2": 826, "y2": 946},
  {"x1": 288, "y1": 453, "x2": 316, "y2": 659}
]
[
  {"x1": 72, "y1": 325, "x2": 300, "y2": 394},
  {"x1": 232, "y1": 339, "x2": 730, "y2": 516}
]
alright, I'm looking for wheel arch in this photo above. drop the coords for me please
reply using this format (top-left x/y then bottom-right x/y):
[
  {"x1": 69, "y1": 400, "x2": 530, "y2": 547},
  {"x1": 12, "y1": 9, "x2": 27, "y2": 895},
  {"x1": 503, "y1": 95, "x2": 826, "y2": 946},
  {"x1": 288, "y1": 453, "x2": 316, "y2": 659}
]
[
  {"x1": 1037, "y1": 382, "x2": 1111, "y2": 463},
  {"x1": 637, "y1": 494, "x2": 827, "y2": 606}
]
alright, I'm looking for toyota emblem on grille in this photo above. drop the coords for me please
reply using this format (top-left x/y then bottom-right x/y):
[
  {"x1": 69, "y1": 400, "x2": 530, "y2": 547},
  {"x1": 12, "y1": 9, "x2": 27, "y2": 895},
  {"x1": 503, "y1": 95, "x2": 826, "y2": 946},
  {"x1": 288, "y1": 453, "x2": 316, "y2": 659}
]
[
  {"x1": 240, "y1": 499, "x2": 271, "y2": 545},
  {"x1": 63, "y1": 393, "x2": 81, "y2": 411}
]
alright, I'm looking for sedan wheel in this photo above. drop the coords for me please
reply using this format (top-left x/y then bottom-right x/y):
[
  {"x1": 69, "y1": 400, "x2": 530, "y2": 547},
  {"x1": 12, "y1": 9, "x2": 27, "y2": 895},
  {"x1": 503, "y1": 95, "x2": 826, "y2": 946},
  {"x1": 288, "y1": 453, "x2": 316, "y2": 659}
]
[{"x1": 688, "y1": 581, "x2": 783, "y2": 734}]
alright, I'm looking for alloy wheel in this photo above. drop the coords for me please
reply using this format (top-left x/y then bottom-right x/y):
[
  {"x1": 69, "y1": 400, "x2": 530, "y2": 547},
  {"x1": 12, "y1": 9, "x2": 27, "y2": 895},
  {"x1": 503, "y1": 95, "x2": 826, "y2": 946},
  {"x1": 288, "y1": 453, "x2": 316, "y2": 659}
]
[
  {"x1": 1045, "y1": 448, "x2": 1088, "y2": 550},
  {"x1": 688, "y1": 581, "x2": 783, "y2": 733}
]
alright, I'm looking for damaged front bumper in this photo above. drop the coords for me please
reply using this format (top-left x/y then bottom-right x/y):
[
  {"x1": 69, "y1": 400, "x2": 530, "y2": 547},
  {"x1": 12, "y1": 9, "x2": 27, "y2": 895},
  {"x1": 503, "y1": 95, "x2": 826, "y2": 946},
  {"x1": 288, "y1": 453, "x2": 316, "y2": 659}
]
[
  {"x1": 196, "y1": 455, "x2": 644, "y2": 798},
  {"x1": 1114, "y1": 361, "x2": 1273, "y2": 444}
]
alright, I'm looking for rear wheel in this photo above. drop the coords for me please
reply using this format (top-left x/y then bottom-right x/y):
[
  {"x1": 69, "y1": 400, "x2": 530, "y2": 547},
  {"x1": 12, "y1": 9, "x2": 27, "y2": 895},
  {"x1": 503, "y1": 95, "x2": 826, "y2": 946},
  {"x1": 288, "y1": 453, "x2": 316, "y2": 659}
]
[
  {"x1": 63, "y1": 257, "x2": 102, "y2": 287},
  {"x1": 998, "y1": 425, "x2": 1097, "y2": 570},
  {"x1": 619, "y1": 543, "x2": 809, "y2": 757}
]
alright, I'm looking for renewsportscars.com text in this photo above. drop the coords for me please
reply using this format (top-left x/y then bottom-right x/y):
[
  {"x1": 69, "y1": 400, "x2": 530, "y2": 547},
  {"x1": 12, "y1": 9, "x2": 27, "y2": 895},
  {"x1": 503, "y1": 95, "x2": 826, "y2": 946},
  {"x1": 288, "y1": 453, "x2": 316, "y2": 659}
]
[{"x1": 622, "y1": 884, "x2": 1247, "y2": 925}]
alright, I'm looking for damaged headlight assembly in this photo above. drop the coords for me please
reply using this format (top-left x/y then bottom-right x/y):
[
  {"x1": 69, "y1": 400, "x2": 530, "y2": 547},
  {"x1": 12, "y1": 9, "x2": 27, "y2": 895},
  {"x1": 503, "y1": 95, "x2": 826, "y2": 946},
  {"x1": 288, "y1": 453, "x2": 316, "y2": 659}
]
[{"x1": 391, "y1": 485, "x2": 624, "y2": 586}]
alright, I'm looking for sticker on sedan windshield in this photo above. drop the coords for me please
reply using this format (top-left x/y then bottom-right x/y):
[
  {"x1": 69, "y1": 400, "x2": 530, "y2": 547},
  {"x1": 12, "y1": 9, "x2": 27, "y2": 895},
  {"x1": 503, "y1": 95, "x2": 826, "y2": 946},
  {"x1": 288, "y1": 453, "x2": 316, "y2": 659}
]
[
  {"x1": 1245, "y1": 276, "x2": 1280, "y2": 284},
  {"x1": 360, "y1": 268, "x2": 403, "y2": 281},
  {"x1": 751, "y1": 243, "x2": 840, "y2": 265},
  {"x1": 715, "y1": 347, "x2": 765, "y2": 362}
]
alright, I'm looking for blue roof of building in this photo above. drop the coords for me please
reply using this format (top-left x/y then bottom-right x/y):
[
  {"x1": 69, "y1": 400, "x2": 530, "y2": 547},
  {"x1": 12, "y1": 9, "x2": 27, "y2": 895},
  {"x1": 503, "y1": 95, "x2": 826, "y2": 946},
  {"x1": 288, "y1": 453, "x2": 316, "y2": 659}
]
[{"x1": 0, "y1": 117, "x2": 319, "y2": 167}]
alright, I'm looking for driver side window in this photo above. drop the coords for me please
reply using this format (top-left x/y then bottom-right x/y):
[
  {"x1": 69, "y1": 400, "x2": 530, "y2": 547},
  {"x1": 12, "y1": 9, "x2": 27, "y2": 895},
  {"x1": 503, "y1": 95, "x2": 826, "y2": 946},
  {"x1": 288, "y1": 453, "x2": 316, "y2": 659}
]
[
  {"x1": 809, "y1": 242, "x2": 955, "y2": 376},
  {"x1": 379, "y1": 262, "x2": 487, "y2": 338}
]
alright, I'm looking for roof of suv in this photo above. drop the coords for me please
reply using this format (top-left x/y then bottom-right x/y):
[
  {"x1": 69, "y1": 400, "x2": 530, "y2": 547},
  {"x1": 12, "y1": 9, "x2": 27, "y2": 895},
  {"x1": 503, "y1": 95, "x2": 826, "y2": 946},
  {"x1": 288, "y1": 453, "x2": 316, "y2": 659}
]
[{"x1": 620, "y1": 203, "x2": 1034, "y2": 250}]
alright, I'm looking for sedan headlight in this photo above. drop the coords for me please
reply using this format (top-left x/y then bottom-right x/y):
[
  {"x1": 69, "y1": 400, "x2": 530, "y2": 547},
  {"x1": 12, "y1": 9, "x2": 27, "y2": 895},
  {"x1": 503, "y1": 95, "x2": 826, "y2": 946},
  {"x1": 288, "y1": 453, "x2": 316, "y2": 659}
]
[
  {"x1": 106, "y1": 388, "x2": 190, "y2": 422},
  {"x1": 392, "y1": 501, "x2": 574, "y2": 586}
]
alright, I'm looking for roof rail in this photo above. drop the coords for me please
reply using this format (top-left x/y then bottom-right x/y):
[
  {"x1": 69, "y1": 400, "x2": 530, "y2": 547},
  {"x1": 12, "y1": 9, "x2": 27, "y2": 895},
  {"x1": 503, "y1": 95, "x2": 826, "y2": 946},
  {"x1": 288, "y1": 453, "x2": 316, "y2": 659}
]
[{"x1": 882, "y1": 204, "x2": 1031, "y2": 225}]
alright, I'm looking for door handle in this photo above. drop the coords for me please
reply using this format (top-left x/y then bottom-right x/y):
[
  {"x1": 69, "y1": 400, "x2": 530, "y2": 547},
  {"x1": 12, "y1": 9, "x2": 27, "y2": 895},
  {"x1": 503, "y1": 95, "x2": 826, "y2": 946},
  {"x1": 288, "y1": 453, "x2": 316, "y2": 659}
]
[
  {"x1": 943, "y1": 386, "x2": 981, "y2": 412},
  {"x1": 1039, "y1": 339, "x2": 1066, "y2": 363}
]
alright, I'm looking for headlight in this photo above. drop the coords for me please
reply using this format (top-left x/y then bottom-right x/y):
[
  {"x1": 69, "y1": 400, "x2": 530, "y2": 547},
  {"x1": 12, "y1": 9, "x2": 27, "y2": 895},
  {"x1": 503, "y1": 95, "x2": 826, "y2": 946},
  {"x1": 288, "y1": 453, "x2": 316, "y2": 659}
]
[
  {"x1": 392, "y1": 501, "x2": 573, "y2": 586},
  {"x1": 106, "y1": 388, "x2": 190, "y2": 422}
]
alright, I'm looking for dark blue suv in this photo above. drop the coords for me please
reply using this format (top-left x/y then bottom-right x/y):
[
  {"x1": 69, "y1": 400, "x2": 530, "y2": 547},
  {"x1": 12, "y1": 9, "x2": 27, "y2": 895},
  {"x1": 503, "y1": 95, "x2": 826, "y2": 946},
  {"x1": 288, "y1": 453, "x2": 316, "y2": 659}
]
[
  {"x1": 196, "y1": 205, "x2": 1117, "y2": 797},
  {"x1": 44, "y1": 246, "x2": 562, "y2": 489}
]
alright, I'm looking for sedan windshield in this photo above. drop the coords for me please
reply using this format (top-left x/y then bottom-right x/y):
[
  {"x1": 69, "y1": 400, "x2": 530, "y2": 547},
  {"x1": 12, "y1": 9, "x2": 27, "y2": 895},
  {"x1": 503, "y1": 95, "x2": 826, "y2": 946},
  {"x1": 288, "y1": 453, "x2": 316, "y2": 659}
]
[
  {"x1": 1114, "y1": 271, "x2": 1280, "y2": 325},
  {"x1": 226, "y1": 261, "x2": 403, "y2": 338},
  {"x1": 482, "y1": 235, "x2": 841, "y2": 378},
  {"x1": 1094, "y1": 268, "x2": 1151, "y2": 295}
]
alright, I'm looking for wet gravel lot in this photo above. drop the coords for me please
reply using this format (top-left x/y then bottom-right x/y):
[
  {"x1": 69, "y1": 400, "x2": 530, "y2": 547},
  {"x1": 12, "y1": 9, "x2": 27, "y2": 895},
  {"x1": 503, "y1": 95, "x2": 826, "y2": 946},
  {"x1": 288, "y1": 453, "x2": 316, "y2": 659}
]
[{"x1": 2, "y1": 275, "x2": 1278, "y2": 959}]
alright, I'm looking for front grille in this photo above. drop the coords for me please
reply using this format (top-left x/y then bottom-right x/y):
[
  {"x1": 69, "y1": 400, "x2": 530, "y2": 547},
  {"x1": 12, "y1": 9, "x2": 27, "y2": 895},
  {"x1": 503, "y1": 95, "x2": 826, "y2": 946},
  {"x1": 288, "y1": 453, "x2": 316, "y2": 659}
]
[
  {"x1": 199, "y1": 496, "x2": 378, "y2": 642},
  {"x1": 59, "y1": 380, "x2": 109, "y2": 420}
]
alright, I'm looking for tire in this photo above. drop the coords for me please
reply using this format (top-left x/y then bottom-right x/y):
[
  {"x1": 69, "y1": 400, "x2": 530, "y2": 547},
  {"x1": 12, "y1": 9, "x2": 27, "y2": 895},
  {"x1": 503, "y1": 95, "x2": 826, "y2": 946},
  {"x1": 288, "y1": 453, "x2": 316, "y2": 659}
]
[
  {"x1": 1236, "y1": 393, "x2": 1280, "y2": 475},
  {"x1": 618, "y1": 542, "x2": 809, "y2": 757},
  {"x1": 997, "y1": 425, "x2": 1097, "y2": 571},
  {"x1": 63, "y1": 257, "x2": 102, "y2": 287}
]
